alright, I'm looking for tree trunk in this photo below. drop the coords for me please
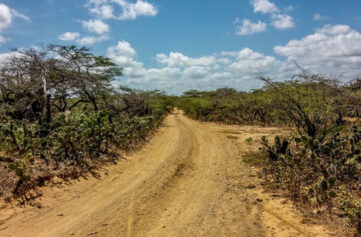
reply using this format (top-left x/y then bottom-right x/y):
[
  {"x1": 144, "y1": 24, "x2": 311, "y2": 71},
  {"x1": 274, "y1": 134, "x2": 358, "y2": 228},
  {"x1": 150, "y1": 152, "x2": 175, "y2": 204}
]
[{"x1": 41, "y1": 74, "x2": 51, "y2": 124}]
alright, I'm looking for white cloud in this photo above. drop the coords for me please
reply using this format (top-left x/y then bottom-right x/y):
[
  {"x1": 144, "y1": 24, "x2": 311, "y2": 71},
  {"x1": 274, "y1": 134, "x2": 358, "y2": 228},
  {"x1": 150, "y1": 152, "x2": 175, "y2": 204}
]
[
  {"x1": 184, "y1": 66, "x2": 210, "y2": 79},
  {"x1": 58, "y1": 32, "x2": 80, "y2": 41},
  {"x1": 119, "y1": 24, "x2": 361, "y2": 94},
  {"x1": 86, "y1": 0, "x2": 158, "y2": 20},
  {"x1": 82, "y1": 19, "x2": 109, "y2": 34},
  {"x1": 119, "y1": 0, "x2": 157, "y2": 20},
  {"x1": 109, "y1": 41, "x2": 136, "y2": 58},
  {"x1": 0, "y1": 4, "x2": 13, "y2": 31},
  {"x1": 10, "y1": 9, "x2": 30, "y2": 22},
  {"x1": 0, "y1": 3, "x2": 29, "y2": 43},
  {"x1": 156, "y1": 52, "x2": 216, "y2": 68},
  {"x1": 271, "y1": 14, "x2": 295, "y2": 29},
  {"x1": 90, "y1": 4, "x2": 114, "y2": 19},
  {"x1": 76, "y1": 34, "x2": 109, "y2": 45},
  {"x1": 0, "y1": 4, "x2": 29, "y2": 31},
  {"x1": 274, "y1": 24, "x2": 361, "y2": 79},
  {"x1": 8, "y1": 23, "x2": 358, "y2": 94},
  {"x1": 250, "y1": 0, "x2": 278, "y2": 14},
  {"x1": 217, "y1": 58, "x2": 232, "y2": 65},
  {"x1": 235, "y1": 18, "x2": 267, "y2": 35},
  {"x1": 107, "y1": 40, "x2": 140, "y2": 67},
  {"x1": 248, "y1": 0, "x2": 295, "y2": 31},
  {"x1": 314, "y1": 13, "x2": 327, "y2": 21},
  {"x1": 224, "y1": 48, "x2": 280, "y2": 75},
  {"x1": 106, "y1": 41, "x2": 294, "y2": 94}
]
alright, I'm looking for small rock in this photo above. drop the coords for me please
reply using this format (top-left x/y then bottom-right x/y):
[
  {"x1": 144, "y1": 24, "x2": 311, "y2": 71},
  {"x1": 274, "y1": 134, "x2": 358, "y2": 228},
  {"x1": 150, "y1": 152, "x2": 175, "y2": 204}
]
[{"x1": 256, "y1": 198, "x2": 263, "y2": 202}]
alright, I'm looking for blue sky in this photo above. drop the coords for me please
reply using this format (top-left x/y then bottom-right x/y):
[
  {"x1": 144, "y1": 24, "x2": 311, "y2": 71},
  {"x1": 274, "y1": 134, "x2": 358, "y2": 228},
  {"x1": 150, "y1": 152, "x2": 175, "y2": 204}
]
[{"x1": 1, "y1": 0, "x2": 361, "y2": 94}]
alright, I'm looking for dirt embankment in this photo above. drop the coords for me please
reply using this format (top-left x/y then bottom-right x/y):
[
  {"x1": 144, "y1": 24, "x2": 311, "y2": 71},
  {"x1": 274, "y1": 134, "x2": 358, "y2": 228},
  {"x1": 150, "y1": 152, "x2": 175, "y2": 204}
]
[{"x1": 0, "y1": 110, "x2": 340, "y2": 236}]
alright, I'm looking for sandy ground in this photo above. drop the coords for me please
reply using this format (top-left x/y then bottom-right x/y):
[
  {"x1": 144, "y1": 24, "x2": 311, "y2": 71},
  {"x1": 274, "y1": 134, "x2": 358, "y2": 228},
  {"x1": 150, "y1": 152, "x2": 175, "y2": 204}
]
[{"x1": 0, "y1": 110, "x2": 338, "y2": 236}]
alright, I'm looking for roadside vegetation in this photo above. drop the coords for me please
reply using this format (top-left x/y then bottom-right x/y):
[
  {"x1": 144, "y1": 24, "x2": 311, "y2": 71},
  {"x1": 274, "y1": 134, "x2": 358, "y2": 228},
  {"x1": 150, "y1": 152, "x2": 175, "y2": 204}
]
[
  {"x1": 177, "y1": 74, "x2": 361, "y2": 232},
  {"x1": 0, "y1": 45, "x2": 174, "y2": 200},
  {"x1": 1, "y1": 44, "x2": 361, "y2": 233}
]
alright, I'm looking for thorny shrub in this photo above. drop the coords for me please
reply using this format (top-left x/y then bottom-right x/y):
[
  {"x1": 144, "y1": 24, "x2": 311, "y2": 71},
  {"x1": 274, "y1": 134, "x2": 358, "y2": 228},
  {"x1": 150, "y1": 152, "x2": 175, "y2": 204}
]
[
  {"x1": 261, "y1": 125, "x2": 361, "y2": 231},
  {"x1": 0, "y1": 106, "x2": 168, "y2": 197}
]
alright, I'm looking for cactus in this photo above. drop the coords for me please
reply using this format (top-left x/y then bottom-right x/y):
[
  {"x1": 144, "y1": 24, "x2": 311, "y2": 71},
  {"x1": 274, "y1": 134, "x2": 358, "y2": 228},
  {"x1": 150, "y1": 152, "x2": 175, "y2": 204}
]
[{"x1": 261, "y1": 124, "x2": 361, "y2": 230}]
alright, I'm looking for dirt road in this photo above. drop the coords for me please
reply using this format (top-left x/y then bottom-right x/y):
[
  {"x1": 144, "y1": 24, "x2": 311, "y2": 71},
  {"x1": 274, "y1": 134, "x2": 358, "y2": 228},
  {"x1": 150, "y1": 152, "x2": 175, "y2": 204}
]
[{"x1": 0, "y1": 111, "x2": 333, "y2": 236}]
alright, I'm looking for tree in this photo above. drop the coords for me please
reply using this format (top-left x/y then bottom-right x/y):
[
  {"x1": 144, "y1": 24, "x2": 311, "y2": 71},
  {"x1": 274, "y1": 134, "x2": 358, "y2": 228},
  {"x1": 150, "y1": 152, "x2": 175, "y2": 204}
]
[
  {"x1": 260, "y1": 75, "x2": 337, "y2": 140},
  {"x1": 0, "y1": 45, "x2": 123, "y2": 124},
  {"x1": 49, "y1": 45, "x2": 122, "y2": 112},
  {"x1": 0, "y1": 47, "x2": 54, "y2": 124},
  {"x1": 182, "y1": 89, "x2": 202, "y2": 98}
]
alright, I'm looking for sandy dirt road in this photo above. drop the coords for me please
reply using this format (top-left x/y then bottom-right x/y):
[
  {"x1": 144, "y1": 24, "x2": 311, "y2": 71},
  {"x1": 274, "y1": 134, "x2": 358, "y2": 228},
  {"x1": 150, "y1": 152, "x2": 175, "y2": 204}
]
[{"x1": 0, "y1": 111, "x2": 334, "y2": 237}]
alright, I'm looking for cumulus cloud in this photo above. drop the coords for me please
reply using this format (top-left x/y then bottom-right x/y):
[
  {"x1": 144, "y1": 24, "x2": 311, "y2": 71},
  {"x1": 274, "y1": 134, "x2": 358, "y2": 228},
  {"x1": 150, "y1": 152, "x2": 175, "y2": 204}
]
[
  {"x1": 225, "y1": 48, "x2": 278, "y2": 72},
  {"x1": 58, "y1": 32, "x2": 80, "y2": 41},
  {"x1": 156, "y1": 52, "x2": 216, "y2": 68},
  {"x1": 0, "y1": 4, "x2": 12, "y2": 31},
  {"x1": 60, "y1": 19, "x2": 109, "y2": 45},
  {"x1": 271, "y1": 14, "x2": 294, "y2": 29},
  {"x1": 119, "y1": 0, "x2": 157, "y2": 20},
  {"x1": 248, "y1": 0, "x2": 295, "y2": 31},
  {"x1": 0, "y1": 3, "x2": 29, "y2": 43},
  {"x1": 274, "y1": 24, "x2": 361, "y2": 79},
  {"x1": 58, "y1": 31, "x2": 108, "y2": 45},
  {"x1": 235, "y1": 18, "x2": 267, "y2": 35},
  {"x1": 184, "y1": 66, "x2": 210, "y2": 79},
  {"x1": 90, "y1": 4, "x2": 114, "y2": 19},
  {"x1": 106, "y1": 41, "x2": 294, "y2": 94},
  {"x1": 107, "y1": 40, "x2": 141, "y2": 68},
  {"x1": 107, "y1": 25, "x2": 361, "y2": 94},
  {"x1": 86, "y1": 0, "x2": 158, "y2": 20},
  {"x1": 76, "y1": 34, "x2": 109, "y2": 45},
  {"x1": 82, "y1": 19, "x2": 109, "y2": 34},
  {"x1": 250, "y1": 0, "x2": 278, "y2": 14}
]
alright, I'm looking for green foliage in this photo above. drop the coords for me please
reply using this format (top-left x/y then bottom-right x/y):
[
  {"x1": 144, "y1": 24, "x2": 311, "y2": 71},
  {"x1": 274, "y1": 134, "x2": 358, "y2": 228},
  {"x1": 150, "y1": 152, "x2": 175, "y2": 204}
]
[
  {"x1": 177, "y1": 76, "x2": 361, "y2": 138},
  {"x1": 0, "y1": 45, "x2": 174, "y2": 197},
  {"x1": 178, "y1": 76, "x2": 361, "y2": 232},
  {"x1": 8, "y1": 162, "x2": 29, "y2": 181},
  {"x1": 0, "y1": 106, "x2": 169, "y2": 164},
  {"x1": 339, "y1": 190, "x2": 361, "y2": 231},
  {"x1": 261, "y1": 125, "x2": 361, "y2": 229},
  {"x1": 245, "y1": 137, "x2": 253, "y2": 143}
]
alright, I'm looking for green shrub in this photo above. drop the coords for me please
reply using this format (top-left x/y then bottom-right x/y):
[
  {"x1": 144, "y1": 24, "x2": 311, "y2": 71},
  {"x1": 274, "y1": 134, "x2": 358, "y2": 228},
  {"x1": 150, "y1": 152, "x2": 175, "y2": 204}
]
[
  {"x1": 261, "y1": 125, "x2": 361, "y2": 229},
  {"x1": 0, "y1": 107, "x2": 168, "y2": 164}
]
